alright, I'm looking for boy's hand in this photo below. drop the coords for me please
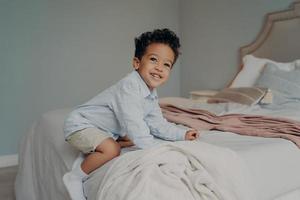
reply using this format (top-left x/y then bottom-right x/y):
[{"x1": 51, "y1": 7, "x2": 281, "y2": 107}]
[
  {"x1": 185, "y1": 129, "x2": 199, "y2": 140},
  {"x1": 117, "y1": 135, "x2": 134, "y2": 148}
]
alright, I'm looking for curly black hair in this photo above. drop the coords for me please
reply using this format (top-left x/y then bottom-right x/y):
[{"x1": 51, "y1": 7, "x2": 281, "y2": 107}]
[{"x1": 134, "y1": 28, "x2": 181, "y2": 64}]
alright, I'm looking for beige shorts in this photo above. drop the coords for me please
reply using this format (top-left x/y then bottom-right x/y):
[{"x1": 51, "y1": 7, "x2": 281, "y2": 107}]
[{"x1": 66, "y1": 128, "x2": 111, "y2": 154}]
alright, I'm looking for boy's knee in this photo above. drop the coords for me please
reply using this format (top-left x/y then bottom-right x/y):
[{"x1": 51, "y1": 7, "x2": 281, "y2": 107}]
[
  {"x1": 97, "y1": 138, "x2": 121, "y2": 158},
  {"x1": 108, "y1": 142, "x2": 121, "y2": 158}
]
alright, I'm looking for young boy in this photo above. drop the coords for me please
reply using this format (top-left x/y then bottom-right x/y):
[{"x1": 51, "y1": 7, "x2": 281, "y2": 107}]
[{"x1": 63, "y1": 28, "x2": 199, "y2": 200}]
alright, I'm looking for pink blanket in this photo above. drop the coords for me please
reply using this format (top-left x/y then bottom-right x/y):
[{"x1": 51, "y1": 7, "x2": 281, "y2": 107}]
[{"x1": 160, "y1": 102, "x2": 300, "y2": 148}]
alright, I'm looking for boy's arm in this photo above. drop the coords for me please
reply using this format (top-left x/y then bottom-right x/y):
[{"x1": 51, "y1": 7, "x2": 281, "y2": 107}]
[
  {"x1": 112, "y1": 82, "x2": 160, "y2": 149},
  {"x1": 145, "y1": 100, "x2": 189, "y2": 141}
]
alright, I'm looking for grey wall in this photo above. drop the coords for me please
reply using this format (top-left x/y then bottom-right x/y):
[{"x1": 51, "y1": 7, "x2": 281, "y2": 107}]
[
  {"x1": 179, "y1": 0, "x2": 295, "y2": 97},
  {"x1": 0, "y1": 0, "x2": 296, "y2": 156},
  {"x1": 0, "y1": 0, "x2": 180, "y2": 156}
]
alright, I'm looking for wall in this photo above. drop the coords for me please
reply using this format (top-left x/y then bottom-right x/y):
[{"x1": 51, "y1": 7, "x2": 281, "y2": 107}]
[
  {"x1": 0, "y1": 0, "x2": 296, "y2": 156},
  {"x1": 0, "y1": 0, "x2": 180, "y2": 156},
  {"x1": 179, "y1": 0, "x2": 295, "y2": 97}
]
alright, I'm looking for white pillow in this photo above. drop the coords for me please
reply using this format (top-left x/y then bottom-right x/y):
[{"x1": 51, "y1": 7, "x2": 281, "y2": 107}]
[{"x1": 230, "y1": 54, "x2": 297, "y2": 88}]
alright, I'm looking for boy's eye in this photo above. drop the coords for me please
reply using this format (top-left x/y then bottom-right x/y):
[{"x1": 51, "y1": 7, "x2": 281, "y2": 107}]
[
  {"x1": 150, "y1": 57, "x2": 157, "y2": 62},
  {"x1": 164, "y1": 63, "x2": 172, "y2": 69}
]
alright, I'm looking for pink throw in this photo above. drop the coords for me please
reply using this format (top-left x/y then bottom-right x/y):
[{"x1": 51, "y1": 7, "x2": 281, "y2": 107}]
[{"x1": 160, "y1": 103, "x2": 300, "y2": 148}]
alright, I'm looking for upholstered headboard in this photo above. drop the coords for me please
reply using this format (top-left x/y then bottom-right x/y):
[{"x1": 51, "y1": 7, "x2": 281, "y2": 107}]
[{"x1": 240, "y1": 1, "x2": 300, "y2": 63}]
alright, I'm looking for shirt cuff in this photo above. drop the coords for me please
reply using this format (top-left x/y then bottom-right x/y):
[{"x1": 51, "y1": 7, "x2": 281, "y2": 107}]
[{"x1": 176, "y1": 128, "x2": 188, "y2": 141}]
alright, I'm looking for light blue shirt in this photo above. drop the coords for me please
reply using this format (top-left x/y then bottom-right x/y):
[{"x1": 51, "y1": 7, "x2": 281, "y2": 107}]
[{"x1": 64, "y1": 71, "x2": 188, "y2": 149}]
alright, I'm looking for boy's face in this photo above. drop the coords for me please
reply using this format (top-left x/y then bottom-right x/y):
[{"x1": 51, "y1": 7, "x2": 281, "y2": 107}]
[{"x1": 133, "y1": 43, "x2": 175, "y2": 91}]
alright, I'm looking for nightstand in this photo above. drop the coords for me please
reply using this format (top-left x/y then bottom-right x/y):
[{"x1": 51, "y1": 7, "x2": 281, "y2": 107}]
[{"x1": 189, "y1": 90, "x2": 218, "y2": 102}]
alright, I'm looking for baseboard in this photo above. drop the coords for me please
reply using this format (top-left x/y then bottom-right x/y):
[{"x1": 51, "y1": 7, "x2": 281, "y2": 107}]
[{"x1": 0, "y1": 154, "x2": 18, "y2": 168}]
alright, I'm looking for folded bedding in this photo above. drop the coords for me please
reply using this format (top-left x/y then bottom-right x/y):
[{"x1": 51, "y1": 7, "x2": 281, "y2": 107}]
[
  {"x1": 207, "y1": 87, "x2": 271, "y2": 105},
  {"x1": 160, "y1": 99, "x2": 300, "y2": 148}
]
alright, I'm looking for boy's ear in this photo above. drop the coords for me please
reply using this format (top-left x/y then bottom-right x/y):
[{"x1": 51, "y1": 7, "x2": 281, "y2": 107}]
[{"x1": 132, "y1": 57, "x2": 140, "y2": 70}]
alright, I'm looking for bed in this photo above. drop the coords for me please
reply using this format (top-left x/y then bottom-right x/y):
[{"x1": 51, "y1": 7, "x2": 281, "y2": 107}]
[{"x1": 15, "y1": 2, "x2": 300, "y2": 200}]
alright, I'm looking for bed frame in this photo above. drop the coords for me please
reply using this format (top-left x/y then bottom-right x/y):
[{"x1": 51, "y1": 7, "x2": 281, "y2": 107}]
[{"x1": 240, "y1": 1, "x2": 300, "y2": 63}]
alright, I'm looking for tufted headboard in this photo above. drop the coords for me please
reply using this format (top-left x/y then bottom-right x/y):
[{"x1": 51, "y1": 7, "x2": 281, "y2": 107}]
[{"x1": 239, "y1": 1, "x2": 300, "y2": 63}]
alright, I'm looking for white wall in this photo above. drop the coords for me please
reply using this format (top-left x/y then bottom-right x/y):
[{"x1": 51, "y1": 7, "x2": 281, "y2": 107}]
[
  {"x1": 0, "y1": 0, "x2": 180, "y2": 156},
  {"x1": 179, "y1": 0, "x2": 295, "y2": 97}
]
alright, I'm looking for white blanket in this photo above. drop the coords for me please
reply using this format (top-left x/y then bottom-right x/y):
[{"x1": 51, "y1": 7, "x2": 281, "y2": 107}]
[{"x1": 86, "y1": 141, "x2": 255, "y2": 200}]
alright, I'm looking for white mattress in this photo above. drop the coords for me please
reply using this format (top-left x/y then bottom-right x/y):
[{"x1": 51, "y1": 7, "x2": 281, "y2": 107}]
[{"x1": 15, "y1": 105, "x2": 300, "y2": 200}]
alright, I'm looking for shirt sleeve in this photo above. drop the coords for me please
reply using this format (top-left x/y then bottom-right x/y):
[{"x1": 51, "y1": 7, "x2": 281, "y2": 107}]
[
  {"x1": 145, "y1": 99, "x2": 189, "y2": 141},
  {"x1": 111, "y1": 81, "x2": 160, "y2": 149}
]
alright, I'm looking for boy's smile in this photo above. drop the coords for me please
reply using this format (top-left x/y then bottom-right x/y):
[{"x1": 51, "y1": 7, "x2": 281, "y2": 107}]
[{"x1": 133, "y1": 43, "x2": 175, "y2": 91}]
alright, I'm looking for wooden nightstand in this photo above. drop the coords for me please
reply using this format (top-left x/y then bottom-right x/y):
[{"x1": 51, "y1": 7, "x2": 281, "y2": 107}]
[{"x1": 189, "y1": 90, "x2": 218, "y2": 102}]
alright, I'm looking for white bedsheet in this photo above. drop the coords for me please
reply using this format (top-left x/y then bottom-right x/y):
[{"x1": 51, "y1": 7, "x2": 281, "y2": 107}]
[
  {"x1": 15, "y1": 101, "x2": 300, "y2": 200},
  {"x1": 15, "y1": 109, "x2": 77, "y2": 200},
  {"x1": 201, "y1": 131, "x2": 300, "y2": 200}
]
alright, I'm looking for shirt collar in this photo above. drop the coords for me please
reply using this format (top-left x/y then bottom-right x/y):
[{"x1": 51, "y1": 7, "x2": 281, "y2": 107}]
[{"x1": 132, "y1": 70, "x2": 158, "y2": 100}]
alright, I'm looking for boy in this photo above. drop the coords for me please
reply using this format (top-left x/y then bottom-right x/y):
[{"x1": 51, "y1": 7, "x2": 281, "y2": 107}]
[{"x1": 63, "y1": 28, "x2": 199, "y2": 200}]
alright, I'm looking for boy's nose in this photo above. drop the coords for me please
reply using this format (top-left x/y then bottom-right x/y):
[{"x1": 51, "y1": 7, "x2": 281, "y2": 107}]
[{"x1": 155, "y1": 64, "x2": 163, "y2": 72}]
